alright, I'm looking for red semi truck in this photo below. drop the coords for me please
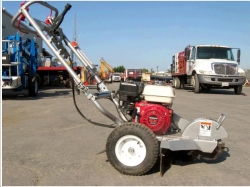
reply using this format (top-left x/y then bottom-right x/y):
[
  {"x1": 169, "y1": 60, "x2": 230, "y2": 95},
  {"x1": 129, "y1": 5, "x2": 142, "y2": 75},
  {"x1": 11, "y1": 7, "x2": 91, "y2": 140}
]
[{"x1": 124, "y1": 69, "x2": 142, "y2": 82}]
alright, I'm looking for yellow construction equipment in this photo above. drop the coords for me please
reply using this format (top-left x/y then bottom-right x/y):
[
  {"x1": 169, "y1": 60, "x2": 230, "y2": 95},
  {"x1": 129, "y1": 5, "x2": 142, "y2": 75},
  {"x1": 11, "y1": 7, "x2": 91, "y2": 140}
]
[{"x1": 100, "y1": 58, "x2": 114, "y2": 82}]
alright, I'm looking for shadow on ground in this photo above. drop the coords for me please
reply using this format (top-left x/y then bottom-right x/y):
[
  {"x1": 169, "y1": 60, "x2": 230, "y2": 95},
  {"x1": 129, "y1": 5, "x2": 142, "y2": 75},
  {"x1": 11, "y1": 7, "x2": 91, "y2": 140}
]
[
  {"x1": 2, "y1": 87, "x2": 73, "y2": 100},
  {"x1": 183, "y1": 86, "x2": 247, "y2": 96}
]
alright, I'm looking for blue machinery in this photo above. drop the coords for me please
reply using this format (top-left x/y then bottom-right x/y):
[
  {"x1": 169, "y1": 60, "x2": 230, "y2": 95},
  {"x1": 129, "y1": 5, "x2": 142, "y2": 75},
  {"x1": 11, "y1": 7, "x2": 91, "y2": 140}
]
[{"x1": 2, "y1": 32, "x2": 39, "y2": 96}]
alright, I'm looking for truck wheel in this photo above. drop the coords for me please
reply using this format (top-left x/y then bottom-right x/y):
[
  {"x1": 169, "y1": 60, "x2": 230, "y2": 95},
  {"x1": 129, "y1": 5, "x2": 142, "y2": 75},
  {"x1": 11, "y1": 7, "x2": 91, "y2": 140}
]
[
  {"x1": 106, "y1": 122, "x2": 159, "y2": 176},
  {"x1": 234, "y1": 85, "x2": 242, "y2": 95},
  {"x1": 174, "y1": 77, "x2": 181, "y2": 89},
  {"x1": 180, "y1": 77, "x2": 185, "y2": 89},
  {"x1": 201, "y1": 84, "x2": 211, "y2": 92},
  {"x1": 28, "y1": 75, "x2": 39, "y2": 97},
  {"x1": 193, "y1": 74, "x2": 200, "y2": 93},
  {"x1": 36, "y1": 74, "x2": 44, "y2": 87}
]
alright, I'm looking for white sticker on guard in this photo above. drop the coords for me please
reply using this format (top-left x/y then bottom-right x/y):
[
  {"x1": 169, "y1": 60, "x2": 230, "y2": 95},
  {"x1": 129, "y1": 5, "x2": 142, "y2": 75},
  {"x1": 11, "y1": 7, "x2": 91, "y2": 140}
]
[{"x1": 199, "y1": 121, "x2": 212, "y2": 136}]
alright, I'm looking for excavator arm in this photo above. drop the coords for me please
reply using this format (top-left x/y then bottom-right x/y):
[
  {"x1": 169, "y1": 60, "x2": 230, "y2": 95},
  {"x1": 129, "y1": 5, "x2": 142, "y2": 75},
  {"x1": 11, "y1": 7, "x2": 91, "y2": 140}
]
[{"x1": 100, "y1": 58, "x2": 114, "y2": 80}]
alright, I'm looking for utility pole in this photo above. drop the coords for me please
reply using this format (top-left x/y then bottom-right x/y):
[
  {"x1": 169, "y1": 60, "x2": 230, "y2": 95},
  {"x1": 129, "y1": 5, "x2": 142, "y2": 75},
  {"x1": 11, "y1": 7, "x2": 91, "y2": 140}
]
[{"x1": 71, "y1": 13, "x2": 79, "y2": 66}]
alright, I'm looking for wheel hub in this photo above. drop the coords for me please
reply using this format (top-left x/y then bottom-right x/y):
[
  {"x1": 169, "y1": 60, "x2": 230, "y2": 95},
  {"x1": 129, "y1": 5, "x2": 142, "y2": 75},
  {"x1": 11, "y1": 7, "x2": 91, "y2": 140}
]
[
  {"x1": 115, "y1": 135, "x2": 146, "y2": 166},
  {"x1": 128, "y1": 147, "x2": 134, "y2": 154}
]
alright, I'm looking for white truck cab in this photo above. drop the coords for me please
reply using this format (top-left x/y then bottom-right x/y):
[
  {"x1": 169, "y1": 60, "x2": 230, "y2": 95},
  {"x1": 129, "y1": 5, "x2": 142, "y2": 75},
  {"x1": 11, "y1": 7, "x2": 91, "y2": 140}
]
[
  {"x1": 112, "y1": 73, "x2": 121, "y2": 82},
  {"x1": 171, "y1": 45, "x2": 246, "y2": 94}
]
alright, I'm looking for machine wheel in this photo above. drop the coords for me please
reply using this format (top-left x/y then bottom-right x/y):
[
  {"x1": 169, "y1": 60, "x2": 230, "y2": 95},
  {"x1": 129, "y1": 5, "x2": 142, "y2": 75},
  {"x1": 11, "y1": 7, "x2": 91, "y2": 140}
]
[
  {"x1": 174, "y1": 77, "x2": 181, "y2": 89},
  {"x1": 234, "y1": 85, "x2": 242, "y2": 95},
  {"x1": 106, "y1": 122, "x2": 159, "y2": 176},
  {"x1": 28, "y1": 75, "x2": 38, "y2": 97},
  {"x1": 193, "y1": 74, "x2": 200, "y2": 93}
]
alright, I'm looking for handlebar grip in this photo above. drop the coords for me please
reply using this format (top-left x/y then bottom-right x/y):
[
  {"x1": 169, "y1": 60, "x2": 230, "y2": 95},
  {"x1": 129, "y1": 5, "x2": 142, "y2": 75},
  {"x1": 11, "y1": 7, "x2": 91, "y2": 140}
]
[{"x1": 51, "y1": 3, "x2": 72, "y2": 32}]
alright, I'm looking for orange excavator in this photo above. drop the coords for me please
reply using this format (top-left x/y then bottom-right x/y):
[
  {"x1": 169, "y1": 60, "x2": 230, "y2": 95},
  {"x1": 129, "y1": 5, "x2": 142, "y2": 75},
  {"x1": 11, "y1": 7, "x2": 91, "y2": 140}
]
[{"x1": 99, "y1": 58, "x2": 114, "y2": 83}]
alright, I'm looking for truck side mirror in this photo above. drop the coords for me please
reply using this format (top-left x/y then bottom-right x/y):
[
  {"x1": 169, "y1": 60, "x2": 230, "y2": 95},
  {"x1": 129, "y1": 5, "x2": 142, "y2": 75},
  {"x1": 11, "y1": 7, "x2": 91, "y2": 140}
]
[
  {"x1": 237, "y1": 49, "x2": 240, "y2": 64},
  {"x1": 185, "y1": 47, "x2": 190, "y2": 61}
]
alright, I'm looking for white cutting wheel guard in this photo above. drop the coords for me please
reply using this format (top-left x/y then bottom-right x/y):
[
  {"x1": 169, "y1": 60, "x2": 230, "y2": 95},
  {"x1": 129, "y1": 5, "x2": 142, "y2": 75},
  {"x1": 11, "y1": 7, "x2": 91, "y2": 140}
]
[{"x1": 115, "y1": 135, "x2": 147, "y2": 167}]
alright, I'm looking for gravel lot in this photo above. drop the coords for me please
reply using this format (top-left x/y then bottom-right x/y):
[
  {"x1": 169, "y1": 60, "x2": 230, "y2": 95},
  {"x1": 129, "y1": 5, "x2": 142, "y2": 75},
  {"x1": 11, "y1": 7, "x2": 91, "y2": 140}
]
[{"x1": 2, "y1": 84, "x2": 250, "y2": 186}]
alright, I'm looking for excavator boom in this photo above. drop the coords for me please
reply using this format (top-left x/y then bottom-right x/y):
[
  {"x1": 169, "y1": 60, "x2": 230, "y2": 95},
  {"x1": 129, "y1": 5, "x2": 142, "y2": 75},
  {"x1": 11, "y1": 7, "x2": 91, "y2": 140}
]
[{"x1": 100, "y1": 58, "x2": 114, "y2": 81}]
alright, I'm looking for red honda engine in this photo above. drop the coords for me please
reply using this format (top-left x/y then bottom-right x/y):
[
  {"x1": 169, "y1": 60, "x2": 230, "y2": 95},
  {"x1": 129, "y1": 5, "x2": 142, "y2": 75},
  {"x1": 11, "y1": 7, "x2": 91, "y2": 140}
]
[{"x1": 133, "y1": 101, "x2": 172, "y2": 135}]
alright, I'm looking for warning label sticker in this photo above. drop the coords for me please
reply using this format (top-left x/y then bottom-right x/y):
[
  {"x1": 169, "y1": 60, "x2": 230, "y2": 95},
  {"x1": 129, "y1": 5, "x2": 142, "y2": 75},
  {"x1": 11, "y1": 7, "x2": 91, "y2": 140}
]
[{"x1": 199, "y1": 121, "x2": 212, "y2": 137}]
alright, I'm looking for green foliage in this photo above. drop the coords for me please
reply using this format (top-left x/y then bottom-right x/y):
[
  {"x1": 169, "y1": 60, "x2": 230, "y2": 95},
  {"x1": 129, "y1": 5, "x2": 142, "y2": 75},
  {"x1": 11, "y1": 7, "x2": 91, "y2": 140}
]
[
  {"x1": 142, "y1": 68, "x2": 149, "y2": 73},
  {"x1": 113, "y1": 65, "x2": 125, "y2": 73},
  {"x1": 53, "y1": 58, "x2": 59, "y2": 62}
]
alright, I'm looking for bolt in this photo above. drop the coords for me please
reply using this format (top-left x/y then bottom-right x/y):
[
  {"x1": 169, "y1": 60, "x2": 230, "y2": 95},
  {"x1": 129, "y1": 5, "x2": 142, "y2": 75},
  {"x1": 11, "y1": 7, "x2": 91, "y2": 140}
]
[{"x1": 128, "y1": 147, "x2": 134, "y2": 153}]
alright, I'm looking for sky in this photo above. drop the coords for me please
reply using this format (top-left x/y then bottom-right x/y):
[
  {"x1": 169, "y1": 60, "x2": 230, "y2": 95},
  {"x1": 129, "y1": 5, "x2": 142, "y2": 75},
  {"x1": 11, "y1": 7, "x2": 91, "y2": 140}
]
[{"x1": 2, "y1": 1, "x2": 250, "y2": 71}]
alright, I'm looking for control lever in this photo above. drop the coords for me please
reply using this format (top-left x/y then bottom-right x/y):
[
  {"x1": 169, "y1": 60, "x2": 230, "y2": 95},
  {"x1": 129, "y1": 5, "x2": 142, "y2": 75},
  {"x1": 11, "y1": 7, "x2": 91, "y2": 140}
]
[{"x1": 50, "y1": 3, "x2": 72, "y2": 33}]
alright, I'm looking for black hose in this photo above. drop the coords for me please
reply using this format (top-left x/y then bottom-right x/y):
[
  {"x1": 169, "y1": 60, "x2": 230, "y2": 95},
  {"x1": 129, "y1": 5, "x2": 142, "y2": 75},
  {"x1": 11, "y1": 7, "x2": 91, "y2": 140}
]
[{"x1": 71, "y1": 79, "x2": 115, "y2": 128}]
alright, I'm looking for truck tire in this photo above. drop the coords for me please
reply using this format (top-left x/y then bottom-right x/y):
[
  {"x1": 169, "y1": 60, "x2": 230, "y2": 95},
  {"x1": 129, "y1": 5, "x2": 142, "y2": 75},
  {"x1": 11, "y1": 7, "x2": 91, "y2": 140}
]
[
  {"x1": 234, "y1": 85, "x2": 242, "y2": 95},
  {"x1": 28, "y1": 75, "x2": 38, "y2": 97},
  {"x1": 174, "y1": 77, "x2": 181, "y2": 89},
  {"x1": 180, "y1": 77, "x2": 185, "y2": 89},
  {"x1": 201, "y1": 84, "x2": 211, "y2": 92},
  {"x1": 193, "y1": 74, "x2": 200, "y2": 93},
  {"x1": 36, "y1": 74, "x2": 44, "y2": 87},
  {"x1": 106, "y1": 122, "x2": 159, "y2": 176}
]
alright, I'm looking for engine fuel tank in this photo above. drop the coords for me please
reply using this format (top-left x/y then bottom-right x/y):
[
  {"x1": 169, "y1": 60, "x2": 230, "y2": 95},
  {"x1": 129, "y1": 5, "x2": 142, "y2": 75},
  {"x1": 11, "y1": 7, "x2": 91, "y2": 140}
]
[{"x1": 142, "y1": 85, "x2": 175, "y2": 105}]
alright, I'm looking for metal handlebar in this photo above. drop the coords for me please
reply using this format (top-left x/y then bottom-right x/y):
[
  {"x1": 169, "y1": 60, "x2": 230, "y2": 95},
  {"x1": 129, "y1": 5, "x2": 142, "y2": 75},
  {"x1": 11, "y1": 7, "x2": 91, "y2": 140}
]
[
  {"x1": 11, "y1": 1, "x2": 59, "y2": 35},
  {"x1": 10, "y1": 1, "x2": 126, "y2": 125}
]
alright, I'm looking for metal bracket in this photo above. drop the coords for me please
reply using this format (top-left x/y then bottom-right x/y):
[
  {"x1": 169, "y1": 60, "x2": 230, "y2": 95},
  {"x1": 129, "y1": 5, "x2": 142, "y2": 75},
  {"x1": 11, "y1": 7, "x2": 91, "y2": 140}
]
[
  {"x1": 159, "y1": 148, "x2": 172, "y2": 177},
  {"x1": 217, "y1": 113, "x2": 226, "y2": 130},
  {"x1": 159, "y1": 148, "x2": 165, "y2": 177}
]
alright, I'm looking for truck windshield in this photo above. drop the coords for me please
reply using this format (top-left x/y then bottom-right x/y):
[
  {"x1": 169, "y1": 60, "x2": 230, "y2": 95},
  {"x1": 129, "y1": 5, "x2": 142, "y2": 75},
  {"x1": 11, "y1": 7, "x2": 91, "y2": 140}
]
[{"x1": 196, "y1": 47, "x2": 234, "y2": 61}]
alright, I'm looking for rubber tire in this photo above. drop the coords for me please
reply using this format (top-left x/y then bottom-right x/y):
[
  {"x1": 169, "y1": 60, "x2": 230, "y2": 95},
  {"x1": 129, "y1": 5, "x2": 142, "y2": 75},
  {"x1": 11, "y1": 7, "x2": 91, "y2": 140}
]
[
  {"x1": 193, "y1": 74, "x2": 200, "y2": 93},
  {"x1": 106, "y1": 122, "x2": 159, "y2": 176},
  {"x1": 36, "y1": 74, "x2": 44, "y2": 87},
  {"x1": 28, "y1": 75, "x2": 38, "y2": 97},
  {"x1": 234, "y1": 85, "x2": 242, "y2": 95},
  {"x1": 201, "y1": 84, "x2": 211, "y2": 92},
  {"x1": 174, "y1": 77, "x2": 181, "y2": 89},
  {"x1": 180, "y1": 77, "x2": 184, "y2": 89}
]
